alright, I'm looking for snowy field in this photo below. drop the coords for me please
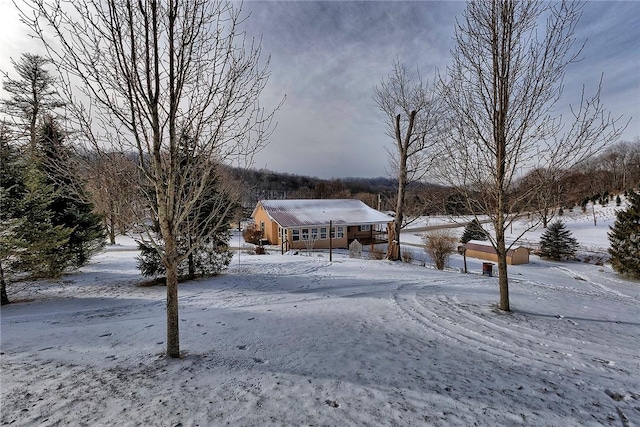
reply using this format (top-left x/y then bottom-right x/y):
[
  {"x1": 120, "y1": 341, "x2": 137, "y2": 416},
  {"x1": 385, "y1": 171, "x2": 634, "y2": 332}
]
[{"x1": 1, "y1": 203, "x2": 639, "y2": 426}]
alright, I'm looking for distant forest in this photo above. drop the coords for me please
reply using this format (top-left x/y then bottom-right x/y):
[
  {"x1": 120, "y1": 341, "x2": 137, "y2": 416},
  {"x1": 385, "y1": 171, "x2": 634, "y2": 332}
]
[{"x1": 231, "y1": 138, "x2": 640, "y2": 220}]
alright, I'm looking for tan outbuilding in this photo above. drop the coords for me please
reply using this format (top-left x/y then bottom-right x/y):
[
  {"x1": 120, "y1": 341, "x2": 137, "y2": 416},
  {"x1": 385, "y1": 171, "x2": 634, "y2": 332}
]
[{"x1": 464, "y1": 240, "x2": 530, "y2": 265}]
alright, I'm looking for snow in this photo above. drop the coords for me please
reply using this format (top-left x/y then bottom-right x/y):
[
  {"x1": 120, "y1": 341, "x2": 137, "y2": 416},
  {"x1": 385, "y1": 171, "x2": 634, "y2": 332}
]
[
  {"x1": 2, "y1": 202, "x2": 639, "y2": 426},
  {"x1": 257, "y1": 199, "x2": 393, "y2": 227}
]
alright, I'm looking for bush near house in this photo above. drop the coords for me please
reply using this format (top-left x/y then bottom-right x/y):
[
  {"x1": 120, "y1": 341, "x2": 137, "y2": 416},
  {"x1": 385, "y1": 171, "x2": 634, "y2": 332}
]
[{"x1": 243, "y1": 228, "x2": 263, "y2": 245}]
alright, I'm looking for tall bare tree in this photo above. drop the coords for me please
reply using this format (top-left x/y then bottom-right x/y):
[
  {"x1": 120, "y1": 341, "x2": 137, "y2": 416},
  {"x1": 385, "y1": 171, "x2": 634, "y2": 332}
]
[
  {"x1": 19, "y1": 0, "x2": 280, "y2": 357},
  {"x1": 600, "y1": 139, "x2": 640, "y2": 191},
  {"x1": 373, "y1": 60, "x2": 441, "y2": 261},
  {"x1": 437, "y1": 0, "x2": 625, "y2": 311},
  {"x1": 83, "y1": 151, "x2": 142, "y2": 245}
]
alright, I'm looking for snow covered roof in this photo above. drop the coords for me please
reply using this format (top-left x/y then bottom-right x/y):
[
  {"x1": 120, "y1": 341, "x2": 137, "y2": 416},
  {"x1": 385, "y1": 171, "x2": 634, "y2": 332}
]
[{"x1": 254, "y1": 199, "x2": 392, "y2": 228}]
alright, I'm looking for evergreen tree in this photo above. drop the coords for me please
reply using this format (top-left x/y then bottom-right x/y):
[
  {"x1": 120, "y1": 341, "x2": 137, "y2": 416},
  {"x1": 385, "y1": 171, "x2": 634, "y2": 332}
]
[
  {"x1": 13, "y1": 166, "x2": 74, "y2": 277},
  {"x1": 539, "y1": 220, "x2": 579, "y2": 261},
  {"x1": 460, "y1": 219, "x2": 487, "y2": 243},
  {"x1": 1, "y1": 135, "x2": 73, "y2": 293},
  {"x1": 136, "y1": 187, "x2": 235, "y2": 280},
  {"x1": 0, "y1": 126, "x2": 21, "y2": 304},
  {"x1": 137, "y1": 232, "x2": 233, "y2": 280},
  {"x1": 608, "y1": 191, "x2": 640, "y2": 279},
  {"x1": 136, "y1": 132, "x2": 237, "y2": 280},
  {"x1": 36, "y1": 116, "x2": 105, "y2": 269},
  {"x1": 1, "y1": 53, "x2": 65, "y2": 154}
]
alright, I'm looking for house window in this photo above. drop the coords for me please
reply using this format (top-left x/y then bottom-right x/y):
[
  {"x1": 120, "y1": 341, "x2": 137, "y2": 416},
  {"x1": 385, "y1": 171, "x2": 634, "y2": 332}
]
[
  {"x1": 260, "y1": 221, "x2": 265, "y2": 233},
  {"x1": 336, "y1": 226, "x2": 344, "y2": 238},
  {"x1": 320, "y1": 227, "x2": 327, "y2": 240},
  {"x1": 301, "y1": 228, "x2": 309, "y2": 240},
  {"x1": 311, "y1": 228, "x2": 318, "y2": 240},
  {"x1": 292, "y1": 229, "x2": 300, "y2": 241},
  {"x1": 360, "y1": 225, "x2": 371, "y2": 231}
]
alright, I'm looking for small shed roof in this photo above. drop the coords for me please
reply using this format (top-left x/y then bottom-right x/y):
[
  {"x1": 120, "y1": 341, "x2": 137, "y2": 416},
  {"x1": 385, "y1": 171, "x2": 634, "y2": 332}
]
[
  {"x1": 254, "y1": 199, "x2": 392, "y2": 228},
  {"x1": 465, "y1": 240, "x2": 496, "y2": 254}
]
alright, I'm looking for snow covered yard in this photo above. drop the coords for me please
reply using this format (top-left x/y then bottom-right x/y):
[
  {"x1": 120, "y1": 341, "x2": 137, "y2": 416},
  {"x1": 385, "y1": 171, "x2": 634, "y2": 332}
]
[{"x1": 1, "y1": 231, "x2": 639, "y2": 426}]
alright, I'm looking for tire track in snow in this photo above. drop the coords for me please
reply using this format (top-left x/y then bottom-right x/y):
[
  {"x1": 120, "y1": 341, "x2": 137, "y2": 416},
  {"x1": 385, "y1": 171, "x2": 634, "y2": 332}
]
[
  {"x1": 437, "y1": 295, "x2": 638, "y2": 372},
  {"x1": 553, "y1": 266, "x2": 636, "y2": 299},
  {"x1": 511, "y1": 273, "x2": 637, "y2": 306},
  {"x1": 391, "y1": 289, "x2": 634, "y2": 380}
]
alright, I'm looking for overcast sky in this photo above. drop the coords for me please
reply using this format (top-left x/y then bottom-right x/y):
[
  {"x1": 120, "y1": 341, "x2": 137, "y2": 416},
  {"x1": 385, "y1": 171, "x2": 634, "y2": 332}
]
[{"x1": 1, "y1": 1, "x2": 638, "y2": 179}]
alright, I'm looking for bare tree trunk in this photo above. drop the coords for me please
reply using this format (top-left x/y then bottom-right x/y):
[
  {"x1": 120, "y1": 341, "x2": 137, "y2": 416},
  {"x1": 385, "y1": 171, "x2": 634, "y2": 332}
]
[
  {"x1": 108, "y1": 206, "x2": 116, "y2": 245},
  {"x1": 495, "y1": 225, "x2": 509, "y2": 311},
  {"x1": 0, "y1": 261, "x2": 9, "y2": 306},
  {"x1": 164, "y1": 237, "x2": 180, "y2": 358},
  {"x1": 386, "y1": 221, "x2": 399, "y2": 261},
  {"x1": 187, "y1": 231, "x2": 198, "y2": 280}
]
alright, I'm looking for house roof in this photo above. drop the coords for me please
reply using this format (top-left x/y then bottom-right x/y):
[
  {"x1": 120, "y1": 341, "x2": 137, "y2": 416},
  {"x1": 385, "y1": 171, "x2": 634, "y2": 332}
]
[{"x1": 254, "y1": 199, "x2": 392, "y2": 228}]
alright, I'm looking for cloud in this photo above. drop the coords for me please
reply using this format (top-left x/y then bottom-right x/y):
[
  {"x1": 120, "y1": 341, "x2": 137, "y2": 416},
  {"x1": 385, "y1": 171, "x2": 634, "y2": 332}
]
[
  {"x1": 247, "y1": 1, "x2": 639, "y2": 178},
  {"x1": 2, "y1": 0, "x2": 637, "y2": 178},
  {"x1": 246, "y1": 1, "x2": 466, "y2": 178}
]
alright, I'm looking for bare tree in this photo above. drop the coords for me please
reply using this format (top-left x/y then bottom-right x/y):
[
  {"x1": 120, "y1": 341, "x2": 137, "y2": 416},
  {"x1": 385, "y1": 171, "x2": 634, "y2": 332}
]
[
  {"x1": 373, "y1": 60, "x2": 441, "y2": 261},
  {"x1": 83, "y1": 151, "x2": 142, "y2": 244},
  {"x1": 303, "y1": 227, "x2": 320, "y2": 256},
  {"x1": 436, "y1": 0, "x2": 625, "y2": 311},
  {"x1": 600, "y1": 139, "x2": 640, "y2": 191},
  {"x1": 514, "y1": 167, "x2": 564, "y2": 228},
  {"x1": 19, "y1": 0, "x2": 281, "y2": 357}
]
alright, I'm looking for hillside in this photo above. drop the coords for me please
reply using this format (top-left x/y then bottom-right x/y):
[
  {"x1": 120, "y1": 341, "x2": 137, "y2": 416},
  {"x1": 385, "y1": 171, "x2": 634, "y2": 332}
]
[{"x1": 1, "y1": 203, "x2": 639, "y2": 426}]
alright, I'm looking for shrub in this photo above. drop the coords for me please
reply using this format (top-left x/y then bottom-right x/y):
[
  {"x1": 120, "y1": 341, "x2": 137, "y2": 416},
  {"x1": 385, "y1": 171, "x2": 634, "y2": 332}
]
[
  {"x1": 539, "y1": 220, "x2": 579, "y2": 261},
  {"x1": 242, "y1": 228, "x2": 263, "y2": 245},
  {"x1": 369, "y1": 247, "x2": 385, "y2": 260},
  {"x1": 401, "y1": 248, "x2": 414, "y2": 263},
  {"x1": 254, "y1": 246, "x2": 266, "y2": 255},
  {"x1": 423, "y1": 229, "x2": 457, "y2": 270}
]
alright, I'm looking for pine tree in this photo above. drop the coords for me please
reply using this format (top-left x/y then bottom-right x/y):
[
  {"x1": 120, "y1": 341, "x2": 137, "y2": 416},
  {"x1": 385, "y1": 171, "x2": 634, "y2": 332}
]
[
  {"x1": 36, "y1": 116, "x2": 105, "y2": 269},
  {"x1": 1, "y1": 53, "x2": 65, "y2": 154},
  {"x1": 1, "y1": 137, "x2": 73, "y2": 285},
  {"x1": 460, "y1": 219, "x2": 487, "y2": 243},
  {"x1": 136, "y1": 195, "x2": 234, "y2": 280},
  {"x1": 539, "y1": 220, "x2": 579, "y2": 261},
  {"x1": 137, "y1": 233, "x2": 233, "y2": 280},
  {"x1": 14, "y1": 167, "x2": 74, "y2": 277},
  {"x1": 608, "y1": 191, "x2": 640, "y2": 279},
  {"x1": 136, "y1": 133, "x2": 236, "y2": 280}
]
